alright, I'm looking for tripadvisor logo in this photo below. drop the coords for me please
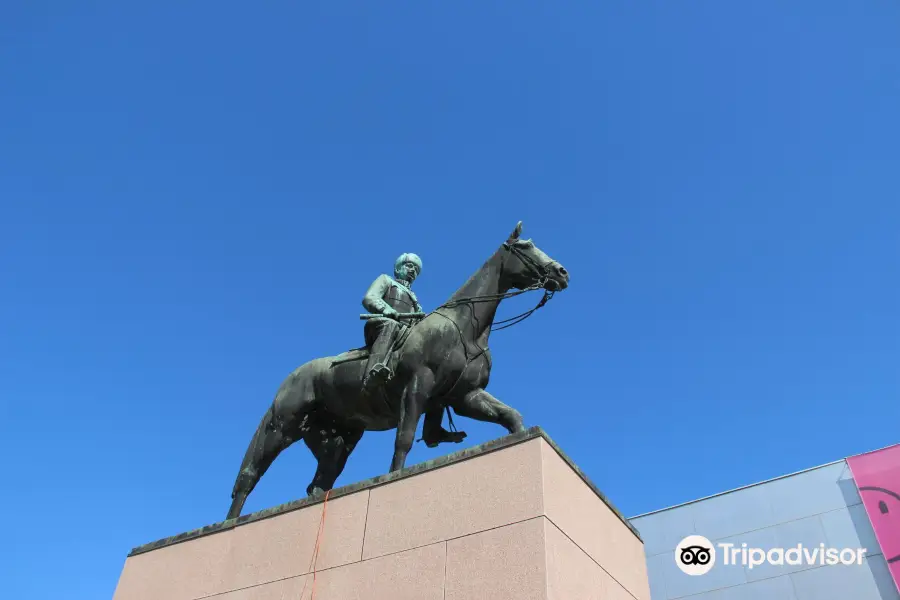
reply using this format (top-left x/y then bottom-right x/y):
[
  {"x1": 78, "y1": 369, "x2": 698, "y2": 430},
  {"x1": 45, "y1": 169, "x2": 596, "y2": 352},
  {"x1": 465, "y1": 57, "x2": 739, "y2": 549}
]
[
  {"x1": 676, "y1": 535, "x2": 716, "y2": 575},
  {"x1": 675, "y1": 536, "x2": 867, "y2": 576}
]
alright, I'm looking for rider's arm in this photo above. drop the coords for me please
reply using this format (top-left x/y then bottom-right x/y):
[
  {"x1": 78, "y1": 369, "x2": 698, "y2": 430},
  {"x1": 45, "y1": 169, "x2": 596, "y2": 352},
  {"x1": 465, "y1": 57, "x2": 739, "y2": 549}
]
[{"x1": 362, "y1": 274, "x2": 393, "y2": 314}]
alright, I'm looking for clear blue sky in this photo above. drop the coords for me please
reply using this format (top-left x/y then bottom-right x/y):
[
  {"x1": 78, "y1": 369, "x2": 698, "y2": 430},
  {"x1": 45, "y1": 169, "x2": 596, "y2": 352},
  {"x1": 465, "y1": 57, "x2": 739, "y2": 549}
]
[{"x1": 2, "y1": 2, "x2": 898, "y2": 598}]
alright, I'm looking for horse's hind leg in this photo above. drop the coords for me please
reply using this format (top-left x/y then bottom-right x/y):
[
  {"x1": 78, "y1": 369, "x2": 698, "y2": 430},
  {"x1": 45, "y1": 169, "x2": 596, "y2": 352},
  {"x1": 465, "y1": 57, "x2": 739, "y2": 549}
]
[
  {"x1": 304, "y1": 425, "x2": 364, "y2": 496},
  {"x1": 453, "y1": 388, "x2": 525, "y2": 434}
]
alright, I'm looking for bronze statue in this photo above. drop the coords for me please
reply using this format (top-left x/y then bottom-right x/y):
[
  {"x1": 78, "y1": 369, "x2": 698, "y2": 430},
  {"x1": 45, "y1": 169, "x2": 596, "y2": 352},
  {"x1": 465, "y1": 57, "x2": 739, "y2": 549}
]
[
  {"x1": 361, "y1": 253, "x2": 424, "y2": 394},
  {"x1": 226, "y1": 222, "x2": 569, "y2": 520}
]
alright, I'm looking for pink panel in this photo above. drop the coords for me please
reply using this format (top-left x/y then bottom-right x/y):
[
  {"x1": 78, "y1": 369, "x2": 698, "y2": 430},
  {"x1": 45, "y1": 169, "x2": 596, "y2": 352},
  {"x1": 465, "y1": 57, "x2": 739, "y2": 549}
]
[{"x1": 847, "y1": 444, "x2": 900, "y2": 593}]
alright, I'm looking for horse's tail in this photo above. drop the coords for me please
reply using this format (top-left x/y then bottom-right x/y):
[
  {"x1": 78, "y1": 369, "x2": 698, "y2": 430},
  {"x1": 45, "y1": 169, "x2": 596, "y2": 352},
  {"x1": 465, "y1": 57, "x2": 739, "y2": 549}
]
[
  {"x1": 226, "y1": 382, "x2": 305, "y2": 519},
  {"x1": 234, "y1": 403, "x2": 275, "y2": 483}
]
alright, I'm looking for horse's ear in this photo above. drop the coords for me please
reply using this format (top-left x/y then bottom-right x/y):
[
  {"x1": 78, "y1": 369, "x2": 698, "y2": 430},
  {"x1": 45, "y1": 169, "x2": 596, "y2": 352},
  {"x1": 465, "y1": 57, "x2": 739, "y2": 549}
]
[{"x1": 509, "y1": 221, "x2": 523, "y2": 240}]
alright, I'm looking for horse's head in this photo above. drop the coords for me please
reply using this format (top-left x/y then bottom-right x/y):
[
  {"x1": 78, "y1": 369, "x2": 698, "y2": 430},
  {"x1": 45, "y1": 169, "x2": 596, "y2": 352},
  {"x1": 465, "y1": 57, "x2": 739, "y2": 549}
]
[{"x1": 502, "y1": 221, "x2": 569, "y2": 292}]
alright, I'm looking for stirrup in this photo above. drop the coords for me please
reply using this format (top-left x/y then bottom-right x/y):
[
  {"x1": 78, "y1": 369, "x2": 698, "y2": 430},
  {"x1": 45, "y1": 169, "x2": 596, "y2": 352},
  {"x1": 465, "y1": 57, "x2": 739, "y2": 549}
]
[
  {"x1": 362, "y1": 363, "x2": 392, "y2": 394},
  {"x1": 371, "y1": 363, "x2": 394, "y2": 381}
]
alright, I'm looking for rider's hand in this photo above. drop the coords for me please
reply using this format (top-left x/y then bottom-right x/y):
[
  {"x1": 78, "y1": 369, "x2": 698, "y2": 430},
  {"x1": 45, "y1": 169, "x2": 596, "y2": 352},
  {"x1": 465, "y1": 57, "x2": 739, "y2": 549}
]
[{"x1": 383, "y1": 307, "x2": 399, "y2": 319}]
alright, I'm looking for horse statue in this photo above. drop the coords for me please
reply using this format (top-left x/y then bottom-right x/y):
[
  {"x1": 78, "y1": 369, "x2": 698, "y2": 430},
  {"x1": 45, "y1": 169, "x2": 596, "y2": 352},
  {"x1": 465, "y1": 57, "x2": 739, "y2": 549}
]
[{"x1": 226, "y1": 221, "x2": 569, "y2": 519}]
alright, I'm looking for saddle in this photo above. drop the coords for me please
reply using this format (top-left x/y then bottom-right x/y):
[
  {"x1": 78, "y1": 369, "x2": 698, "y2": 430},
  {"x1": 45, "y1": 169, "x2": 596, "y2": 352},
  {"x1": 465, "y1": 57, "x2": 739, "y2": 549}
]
[{"x1": 329, "y1": 323, "x2": 414, "y2": 369}]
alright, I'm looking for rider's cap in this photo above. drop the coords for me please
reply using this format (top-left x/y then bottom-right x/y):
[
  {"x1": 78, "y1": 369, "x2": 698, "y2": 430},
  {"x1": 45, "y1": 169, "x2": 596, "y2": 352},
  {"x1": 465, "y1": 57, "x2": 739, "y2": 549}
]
[{"x1": 395, "y1": 253, "x2": 423, "y2": 276}]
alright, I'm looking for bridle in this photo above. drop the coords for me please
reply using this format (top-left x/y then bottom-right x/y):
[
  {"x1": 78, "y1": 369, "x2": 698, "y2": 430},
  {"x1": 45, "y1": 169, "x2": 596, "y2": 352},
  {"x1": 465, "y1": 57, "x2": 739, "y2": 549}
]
[{"x1": 436, "y1": 240, "x2": 558, "y2": 331}]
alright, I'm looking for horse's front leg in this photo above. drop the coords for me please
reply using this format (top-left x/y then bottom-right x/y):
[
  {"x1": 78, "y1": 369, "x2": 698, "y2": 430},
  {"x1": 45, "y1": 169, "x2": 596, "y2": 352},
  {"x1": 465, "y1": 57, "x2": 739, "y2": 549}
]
[
  {"x1": 389, "y1": 368, "x2": 434, "y2": 472},
  {"x1": 453, "y1": 388, "x2": 525, "y2": 434}
]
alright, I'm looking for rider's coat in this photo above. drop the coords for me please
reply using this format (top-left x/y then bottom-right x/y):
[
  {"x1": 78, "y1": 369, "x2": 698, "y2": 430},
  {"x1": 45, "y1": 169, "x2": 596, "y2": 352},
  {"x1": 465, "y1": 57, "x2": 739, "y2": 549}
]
[{"x1": 362, "y1": 274, "x2": 422, "y2": 315}]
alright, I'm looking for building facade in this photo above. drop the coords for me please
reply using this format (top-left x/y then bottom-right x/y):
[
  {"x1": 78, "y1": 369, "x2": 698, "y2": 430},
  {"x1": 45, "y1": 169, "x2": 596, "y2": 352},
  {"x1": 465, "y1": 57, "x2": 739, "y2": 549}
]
[{"x1": 630, "y1": 449, "x2": 900, "y2": 600}]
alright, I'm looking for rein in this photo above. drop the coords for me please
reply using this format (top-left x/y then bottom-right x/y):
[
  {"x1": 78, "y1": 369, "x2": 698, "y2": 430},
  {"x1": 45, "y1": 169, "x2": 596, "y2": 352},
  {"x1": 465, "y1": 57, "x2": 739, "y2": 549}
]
[
  {"x1": 434, "y1": 242, "x2": 556, "y2": 332},
  {"x1": 437, "y1": 283, "x2": 553, "y2": 331}
]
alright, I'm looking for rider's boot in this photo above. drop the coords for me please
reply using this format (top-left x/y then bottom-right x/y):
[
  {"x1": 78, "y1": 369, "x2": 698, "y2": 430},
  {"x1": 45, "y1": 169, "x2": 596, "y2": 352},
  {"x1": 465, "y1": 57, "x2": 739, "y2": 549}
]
[
  {"x1": 362, "y1": 362, "x2": 394, "y2": 395},
  {"x1": 423, "y1": 427, "x2": 467, "y2": 448},
  {"x1": 421, "y1": 407, "x2": 467, "y2": 447},
  {"x1": 362, "y1": 320, "x2": 398, "y2": 396}
]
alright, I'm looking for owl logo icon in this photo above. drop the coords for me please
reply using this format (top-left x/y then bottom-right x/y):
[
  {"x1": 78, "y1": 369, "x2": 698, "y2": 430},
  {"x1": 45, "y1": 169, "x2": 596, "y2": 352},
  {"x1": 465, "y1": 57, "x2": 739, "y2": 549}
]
[{"x1": 676, "y1": 535, "x2": 716, "y2": 575}]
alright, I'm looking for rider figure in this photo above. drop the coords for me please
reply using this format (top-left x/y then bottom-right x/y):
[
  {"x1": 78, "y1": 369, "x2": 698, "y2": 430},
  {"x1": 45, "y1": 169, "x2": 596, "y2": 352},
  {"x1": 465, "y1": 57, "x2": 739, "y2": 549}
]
[
  {"x1": 361, "y1": 252, "x2": 424, "y2": 393},
  {"x1": 361, "y1": 253, "x2": 466, "y2": 447}
]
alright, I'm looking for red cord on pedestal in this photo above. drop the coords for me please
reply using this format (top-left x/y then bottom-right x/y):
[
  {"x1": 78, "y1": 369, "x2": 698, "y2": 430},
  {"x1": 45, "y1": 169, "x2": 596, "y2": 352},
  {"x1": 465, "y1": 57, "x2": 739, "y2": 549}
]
[{"x1": 297, "y1": 489, "x2": 331, "y2": 599}]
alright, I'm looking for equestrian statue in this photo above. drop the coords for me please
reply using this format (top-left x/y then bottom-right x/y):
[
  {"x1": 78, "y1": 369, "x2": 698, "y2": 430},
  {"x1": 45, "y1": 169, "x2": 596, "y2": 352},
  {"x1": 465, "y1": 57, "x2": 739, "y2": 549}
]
[{"x1": 226, "y1": 221, "x2": 569, "y2": 520}]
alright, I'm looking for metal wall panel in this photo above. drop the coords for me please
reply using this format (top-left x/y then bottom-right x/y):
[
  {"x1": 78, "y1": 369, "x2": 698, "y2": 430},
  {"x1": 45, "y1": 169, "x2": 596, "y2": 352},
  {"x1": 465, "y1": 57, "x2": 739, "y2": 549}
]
[{"x1": 632, "y1": 460, "x2": 891, "y2": 600}]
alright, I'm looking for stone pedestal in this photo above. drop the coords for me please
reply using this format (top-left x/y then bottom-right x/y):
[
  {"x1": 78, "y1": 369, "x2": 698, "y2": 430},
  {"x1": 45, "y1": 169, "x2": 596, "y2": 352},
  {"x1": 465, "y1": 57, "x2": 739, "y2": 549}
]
[{"x1": 113, "y1": 427, "x2": 649, "y2": 600}]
